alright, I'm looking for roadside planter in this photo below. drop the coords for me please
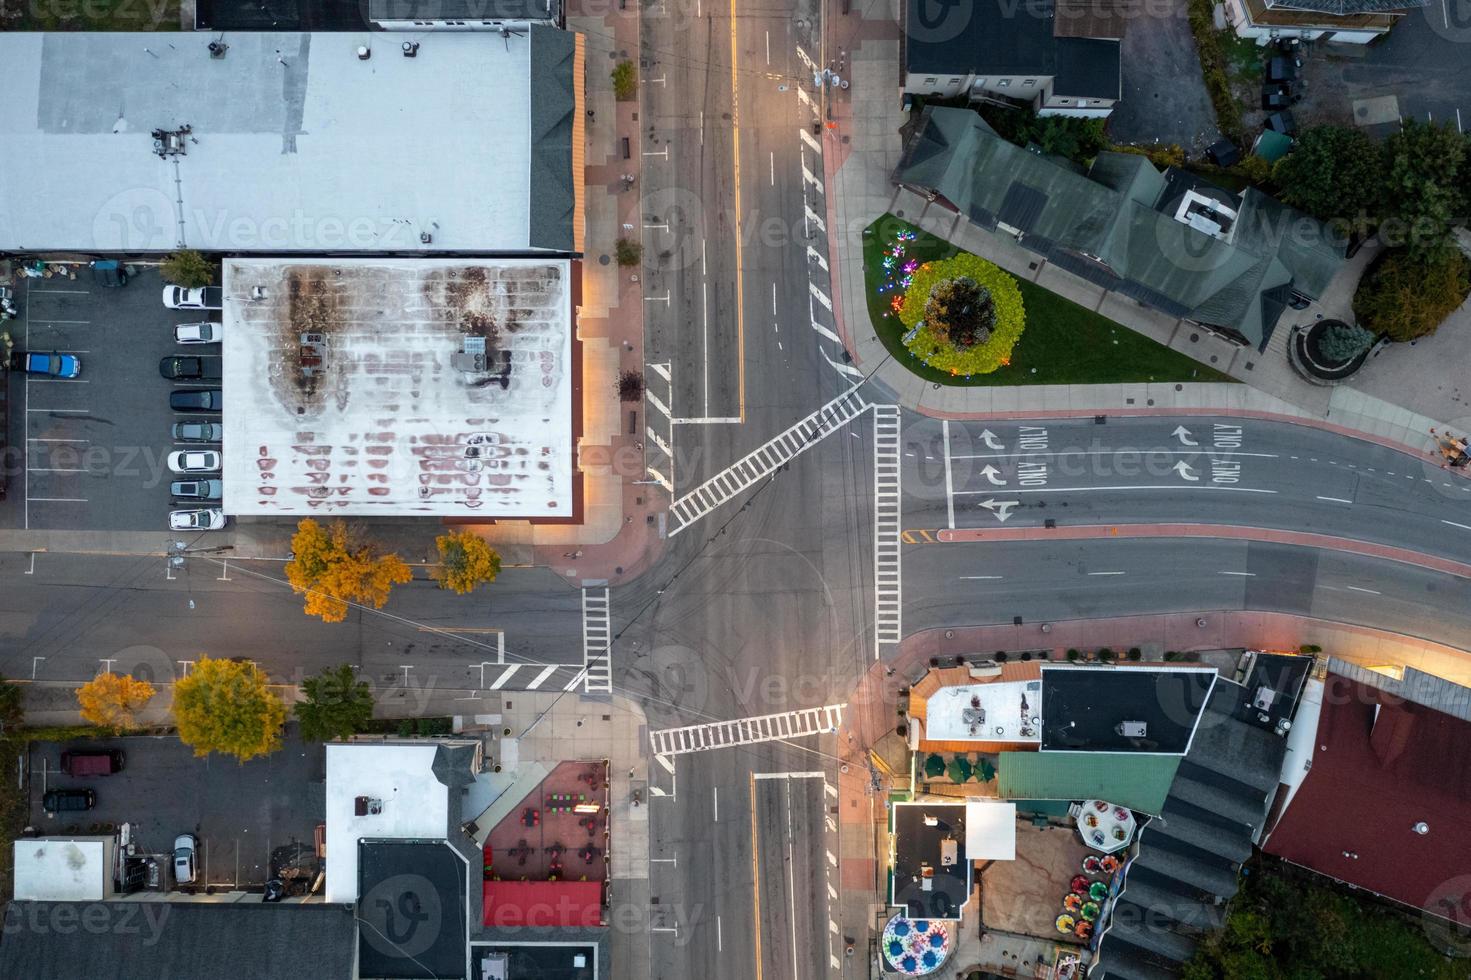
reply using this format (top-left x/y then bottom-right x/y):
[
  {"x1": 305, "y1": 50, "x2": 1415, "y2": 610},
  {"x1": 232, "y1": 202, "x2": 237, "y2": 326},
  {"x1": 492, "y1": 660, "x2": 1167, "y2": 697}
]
[
  {"x1": 1288, "y1": 319, "x2": 1373, "y2": 384},
  {"x1": 899, "y1": 253, "x2": 1025, "y2": 377}
]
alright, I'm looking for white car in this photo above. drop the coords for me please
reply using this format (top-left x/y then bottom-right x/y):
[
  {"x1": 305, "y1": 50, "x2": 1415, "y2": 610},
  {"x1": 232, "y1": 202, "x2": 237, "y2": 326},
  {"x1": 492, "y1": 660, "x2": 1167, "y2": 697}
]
[
  {"x1": 175, "y1": 322, "x2": 221, "y2": 344},
  {"x1": 169, "y1": 508, "x2": 227, "y2": 531},
  {"x1": 167, "y1": 450, "x2": 221, "y2": 474},
  {"x1": 173, "y1": 833, "x2": 198, "y2": 885},
  {"x1": 162, "y1": 285, "x2": 223, "y2": 310}
]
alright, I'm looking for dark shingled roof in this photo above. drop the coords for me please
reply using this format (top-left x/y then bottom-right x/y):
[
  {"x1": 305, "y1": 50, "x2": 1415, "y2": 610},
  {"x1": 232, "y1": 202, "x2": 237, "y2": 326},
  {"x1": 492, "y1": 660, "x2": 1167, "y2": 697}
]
[
  {"x1": 1265, "y1": 674, "x2": 1471, "y2": 917},
  {"x1": 529, "y1": 24, "x2": 578, "y2": 253},
  {"x1": 1040, "y1": 666, "x2": 1214, "y2": 753},
  {"x1": 0, "y1": 902, "x2": 357, "y2": 980},
  {"x1": 1052, "y1": 38, "x2": 1121, "y2": 99},
  {"x1": 890, "y1": 802, "x2": 971, "y2": 920}
]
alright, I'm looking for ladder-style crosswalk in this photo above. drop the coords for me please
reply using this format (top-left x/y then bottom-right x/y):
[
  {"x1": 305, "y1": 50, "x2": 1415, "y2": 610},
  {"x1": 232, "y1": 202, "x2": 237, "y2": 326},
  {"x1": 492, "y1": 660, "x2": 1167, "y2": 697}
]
[
  {"x1": 581, "y1": 587, "x2": 612, "y2": 694},
  {"x1": 649, "y1": 704, "x2": 845, "y2": 756},
  {"x1": 668, "y1": 386, "x2": 870, "y2": 536},
  {"x1": 873, "y1": 406, "x2": 902, "y2": 648}
]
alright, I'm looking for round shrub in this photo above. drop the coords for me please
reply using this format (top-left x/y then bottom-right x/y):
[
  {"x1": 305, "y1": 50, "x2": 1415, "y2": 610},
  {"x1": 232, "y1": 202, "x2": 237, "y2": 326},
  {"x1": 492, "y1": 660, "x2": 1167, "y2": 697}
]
[{"x1": 900, "y1": 253, "x2": 1025, "y2": 375}]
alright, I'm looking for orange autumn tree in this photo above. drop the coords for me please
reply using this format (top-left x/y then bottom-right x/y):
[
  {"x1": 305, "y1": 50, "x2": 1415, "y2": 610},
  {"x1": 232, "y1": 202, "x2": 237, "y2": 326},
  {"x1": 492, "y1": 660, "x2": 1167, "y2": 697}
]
[
  {"x1": 77, "y1": 672, "x2": 156, "y2": 731},
  {"x1": 285, "y1": 518, "x2": 412, "y2": 623},
  {"x1": 430, "y1": 529, "x2": 502, "y2": 595}
]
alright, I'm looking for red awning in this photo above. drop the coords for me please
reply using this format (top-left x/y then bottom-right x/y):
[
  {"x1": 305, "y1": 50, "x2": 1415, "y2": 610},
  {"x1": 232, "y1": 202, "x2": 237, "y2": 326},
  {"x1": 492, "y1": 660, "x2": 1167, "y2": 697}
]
[{"x1": 482, "y1": 880, "x2": 603, "y2": 928}]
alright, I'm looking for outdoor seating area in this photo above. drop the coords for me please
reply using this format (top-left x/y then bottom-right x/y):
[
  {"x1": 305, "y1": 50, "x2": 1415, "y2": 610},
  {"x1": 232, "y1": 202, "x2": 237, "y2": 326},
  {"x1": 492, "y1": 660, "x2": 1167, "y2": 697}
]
[
  {"x1": 920, "y1": 752, "x2": 998, "y2": 786},
  {"x1": 484, "y1": 761, "x2": 609, "y2": 885},
  {"x1": 978, "y1": 819, "x2": 1095, "y2": 945}
]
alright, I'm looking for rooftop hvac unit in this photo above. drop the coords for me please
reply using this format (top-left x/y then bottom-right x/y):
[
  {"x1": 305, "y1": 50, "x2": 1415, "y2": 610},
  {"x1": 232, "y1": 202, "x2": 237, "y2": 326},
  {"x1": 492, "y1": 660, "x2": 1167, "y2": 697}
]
[
  {"x1": 1116, "y1": 721, "x2": 1148, "y2": 739},
  {"x1": 353, "y1": 796, "x2": 383, "y2": 816},
  {"x1": 451, "y1": 352, "x2": 487, "y2": 373}
]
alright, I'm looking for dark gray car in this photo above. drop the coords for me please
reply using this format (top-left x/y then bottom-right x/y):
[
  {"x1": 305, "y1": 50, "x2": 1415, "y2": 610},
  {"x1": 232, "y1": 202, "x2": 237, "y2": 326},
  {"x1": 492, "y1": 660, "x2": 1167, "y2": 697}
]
[
  {"x1": 170, "y1": 479, "x2": 223, "y2": 500},
  {"x1": 172, "y1": 421, "x2": 223, "y2": 443},
  {"x1": 170, "y1": 389, "x2": 222, "y2": 412}
]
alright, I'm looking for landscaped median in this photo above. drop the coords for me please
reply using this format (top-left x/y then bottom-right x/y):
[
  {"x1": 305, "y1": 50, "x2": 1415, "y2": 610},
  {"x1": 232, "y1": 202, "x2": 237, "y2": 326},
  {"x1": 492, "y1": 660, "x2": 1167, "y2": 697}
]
[{"x1": 863, "y1": 215, "x2": 1234, "y2": 387}]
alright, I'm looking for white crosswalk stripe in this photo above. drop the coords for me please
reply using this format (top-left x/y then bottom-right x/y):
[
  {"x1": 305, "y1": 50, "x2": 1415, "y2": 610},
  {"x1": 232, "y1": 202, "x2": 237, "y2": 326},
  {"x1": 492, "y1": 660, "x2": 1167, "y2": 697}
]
[
  {"x1": 873, "y1": 406, "x2": 902, "y2": 649},
  {"x1": 649, "y1": 704, "x2": 845, "y2": 756},
  {"x1": 582, "y1": 587, "x2": 612, "y2": 694},
  {"x1": 668, "y1": 386, "x2": 870, "y2": 536},
  {"x1": 484, "y1": 663, "x2": 585, "y2": 691}
]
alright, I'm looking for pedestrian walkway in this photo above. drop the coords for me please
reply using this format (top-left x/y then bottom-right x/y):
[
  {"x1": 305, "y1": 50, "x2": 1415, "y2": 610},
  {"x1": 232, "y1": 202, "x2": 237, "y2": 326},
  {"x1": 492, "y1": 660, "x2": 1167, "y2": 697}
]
[
  {"x1": 668, "y1": 385, "x2": 870, "y2": 536},
  {"x1": 581, "y1": 586, "x2": 612, "y2": 694},
  {"x1": 648, "y1": 703, "x2": 844, "y2": 756},
  {"x1": 819, "y1": 30, "x2": 1469, "y2": 464},
  {"x1": 872, "y1": 405, "x2": 902, "y2": 649}
]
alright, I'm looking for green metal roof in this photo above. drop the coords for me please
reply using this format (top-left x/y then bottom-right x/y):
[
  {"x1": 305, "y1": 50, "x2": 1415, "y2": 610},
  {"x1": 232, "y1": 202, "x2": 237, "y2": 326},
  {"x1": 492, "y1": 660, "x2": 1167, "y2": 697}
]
[{"x1": 996, "y1": 752, "x2": 1182, "y2": 815}]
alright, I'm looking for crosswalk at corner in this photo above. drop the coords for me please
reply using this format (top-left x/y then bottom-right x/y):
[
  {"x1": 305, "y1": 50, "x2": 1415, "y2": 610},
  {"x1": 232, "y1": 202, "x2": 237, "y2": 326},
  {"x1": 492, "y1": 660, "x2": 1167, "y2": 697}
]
[
  {"x1": 582, "y1": 586, "x2": 612, "y2": 694},
  {"x1": 873, "y1": 406, "x2": 902, "y2": 651}
]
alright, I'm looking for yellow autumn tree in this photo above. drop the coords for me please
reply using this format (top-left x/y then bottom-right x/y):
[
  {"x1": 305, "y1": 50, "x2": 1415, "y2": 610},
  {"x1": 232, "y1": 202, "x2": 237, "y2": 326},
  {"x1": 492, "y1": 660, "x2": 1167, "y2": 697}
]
[
  {"x1": 77, "y1": 673, "x2": 156, "y2": 731},
  {"x1": 430, "y1": 529, "x2": 502, "y2": 595},
  {"x1": 284, "y1": 518, "x2": 413, "y2": 623},
  {"x1": 172, "y1": 656, "x2": 286, "y2": 761}
]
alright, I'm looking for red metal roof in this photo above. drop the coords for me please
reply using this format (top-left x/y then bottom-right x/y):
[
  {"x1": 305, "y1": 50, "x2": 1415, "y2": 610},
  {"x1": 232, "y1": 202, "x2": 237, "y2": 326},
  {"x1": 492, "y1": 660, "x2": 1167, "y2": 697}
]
[
  {"x1": 482, "y1": 880, "x2": 603, "y2": 928},
  {"x1": 1264, "y1": 675, "x2": 1471, "y2": 917}
]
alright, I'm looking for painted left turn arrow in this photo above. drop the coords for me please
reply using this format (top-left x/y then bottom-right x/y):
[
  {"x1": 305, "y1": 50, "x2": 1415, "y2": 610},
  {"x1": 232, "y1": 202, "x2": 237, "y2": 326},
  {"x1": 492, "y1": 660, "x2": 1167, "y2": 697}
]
[
  {"x1": 1172, "y1": 425, "x2": 1198, "y2": 446},
  {"x1": 979, "y1": 465, "x2": 1006, "y2": 486},
  {"x1": 978, "y1": 498, "x2": 1019, "y2": 522},
  {"x1": 1173, "y1": 460, "x2": 1199, "y2": 482}
]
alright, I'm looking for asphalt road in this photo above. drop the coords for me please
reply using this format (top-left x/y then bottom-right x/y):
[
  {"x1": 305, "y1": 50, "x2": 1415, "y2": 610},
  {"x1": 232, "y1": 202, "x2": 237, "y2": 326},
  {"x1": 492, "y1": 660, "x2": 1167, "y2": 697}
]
[{"x1": 901, "y1": 415, "x2": 1471, "y2": 560}]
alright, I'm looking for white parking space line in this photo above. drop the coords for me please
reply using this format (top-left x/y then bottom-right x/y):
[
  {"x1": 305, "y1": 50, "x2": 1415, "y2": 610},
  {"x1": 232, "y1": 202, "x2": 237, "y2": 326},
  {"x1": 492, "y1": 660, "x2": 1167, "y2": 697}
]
[
  {"x1": 959, "y1": 575, "x2": 1003, "y2": 580},
  {"x1": 27, "y1": 497, "x2": 87, "y2": 503},
  {"x1": 28, "y1": 438, "x2": 88, "y2": 443},
  {"x1": 27, "y1": 468, "x2": 85, "y2": 474},
  {"x1": 26, "y1": 408, "x2": 89, "y2": 413},
  {"x1": 26, "y1": 289, "x2": 89, "y2": 296},
  {"x1": 26, "y1": 319, "x2": 89, "y2": 324},
  {"x1": 1087, "y1": 571, "x2": 1126, "y2": 576},
  {"x1": 1220, "y1": 571, "x2": 1256, "y2": 577}
]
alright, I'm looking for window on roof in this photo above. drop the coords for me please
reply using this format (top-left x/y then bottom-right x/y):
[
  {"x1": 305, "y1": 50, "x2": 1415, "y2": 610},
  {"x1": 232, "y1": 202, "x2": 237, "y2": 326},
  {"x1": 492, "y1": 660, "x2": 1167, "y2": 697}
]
[
  {"x1": 1056, "y1": 98, "x2": 1071, "y2": 105},
  {"x1": 997, "y1": 79, "x2": 1010, "y2": 87},
  {"x1": 1023, "y1": 78, "x2": 1035, "y2": 86},
  {"x1": 924, "y1": 77, "x2": 937, "y2": 86}
]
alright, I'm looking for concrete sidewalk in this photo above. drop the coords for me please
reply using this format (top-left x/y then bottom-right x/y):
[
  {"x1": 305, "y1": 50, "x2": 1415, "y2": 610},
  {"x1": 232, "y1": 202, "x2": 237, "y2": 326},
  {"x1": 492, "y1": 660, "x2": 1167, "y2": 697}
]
[{"x1": 820, "y1": 29, "x2": 1465, "y2": 461}]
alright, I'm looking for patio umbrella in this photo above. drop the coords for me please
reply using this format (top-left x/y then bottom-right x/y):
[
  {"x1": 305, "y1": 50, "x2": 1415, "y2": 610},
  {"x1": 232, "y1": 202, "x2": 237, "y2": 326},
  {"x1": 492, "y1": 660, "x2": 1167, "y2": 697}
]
[
  {"x1": 924, "y1": 754, "x2": 946, "y2": 778},
  {"x1": 947, "y1": 756, "x2": 972, "y2": 783},
  {"x1": 978, "y1": 758, "x2": 996, "y2": 783}
]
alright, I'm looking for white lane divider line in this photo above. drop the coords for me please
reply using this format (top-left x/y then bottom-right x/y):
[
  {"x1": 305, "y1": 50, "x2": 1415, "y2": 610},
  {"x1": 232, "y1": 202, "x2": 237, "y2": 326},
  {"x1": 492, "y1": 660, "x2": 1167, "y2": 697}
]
[
  {"x1": 1316, "y1": 496, "x2": 1352, "y2": 504},
  {"x1": 943, "y1": 419, "x2": 956, "y2": 530},
  {"x1": 1220, "y1": 571, "x2": 1256, "y2": 577},
  {"x1": 1444, "y1": 520, "x2": 1471, "y2": 531},
  {"x1": 1345, "y1": 586, "x2": 1382, "y2": 595}
]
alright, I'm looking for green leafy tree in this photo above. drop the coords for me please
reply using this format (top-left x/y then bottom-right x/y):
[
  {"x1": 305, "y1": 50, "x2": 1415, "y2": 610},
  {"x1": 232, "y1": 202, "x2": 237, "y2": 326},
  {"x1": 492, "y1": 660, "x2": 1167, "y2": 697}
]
[
  {"x1": 161, "y1": 249, "x2": 216, "y2": 288},
  {"x1": 1273, "y1": 125, "x2": 1384, "y2": 224},
  {"x1": 1380, "y1": 119, "x2": 1466, "y2": 264},
  {"x1": 612, "y1": 60, "x2": 637, "y2": 101},
  {"x1": 295, "y1": 665, "x2": 374, "y2": 742},
  {"x1": 172, "y1": 657, "x2": 286, "y2": 761},
  {"x1": 1313, "y1": 321, "x2": 1375, "y2": 363},
  {"x1": 922, "y1": 276, "x2": 996, "y2": 350},
  {"x1": 1354, "y1": 248, "x2": 1471, "y2": 342},
  {"x1": 430, "y1": 530, "x2": 502, "y2": 595}
]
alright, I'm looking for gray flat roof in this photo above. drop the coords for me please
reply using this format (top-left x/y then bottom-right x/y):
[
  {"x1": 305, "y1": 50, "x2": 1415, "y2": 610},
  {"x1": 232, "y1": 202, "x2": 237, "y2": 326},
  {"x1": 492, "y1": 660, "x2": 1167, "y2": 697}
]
[
  {"x1": 221, "y1": 257, "x2": 575, "y2": 518},
  {"x1": 0, "y1": 29, "x2": 577, "y2": 254}
]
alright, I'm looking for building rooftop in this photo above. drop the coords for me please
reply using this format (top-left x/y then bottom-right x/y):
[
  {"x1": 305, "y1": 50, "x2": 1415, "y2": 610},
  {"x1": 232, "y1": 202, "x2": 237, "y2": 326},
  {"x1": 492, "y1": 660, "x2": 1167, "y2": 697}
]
[
  {"x1": 472, "y1": 943, "x2": 598, "y2": 980},
  {"x1": 1040, "y1": 665, "x2": 1214, "y2": 753},
  {"x1": 0, "y1": 902, "x2": 357, "y2": 980},
  {"x1": 1264, "y1": 672, "x2": 1471, "y2": 918},
  {"x1": 369, "y1": 0, "x2": 561, "y2": 20},
  {"x1": 12, "y1": 837, "x2": 110, "y2": 902},
  {"x1": 924, "y1": 678, "x2": 1043, "y2": 745},
  {"x1": 221, "y1": 258, "x2": 576, "y2": 518},
  {"x1": 325, "y1": 741, "x2": 475, "y2": 902},
  {"x1": 890, "y1": 801, "x2": 972, "y2": 920},
  {"x1": 997, "y1": 751, "x2": 1182, "y2": 814},
  {"x1": 359, "y1": 840, "x2": 472, "y2": 979},
  {"x1": 0, "y1": 29, "x2": 579, "y2": 253}
]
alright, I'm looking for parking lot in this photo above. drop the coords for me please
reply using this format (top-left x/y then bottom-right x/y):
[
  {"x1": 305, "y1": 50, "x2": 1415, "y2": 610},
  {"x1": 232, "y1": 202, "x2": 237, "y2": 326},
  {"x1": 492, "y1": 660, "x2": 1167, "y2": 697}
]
[
  {"x1": 1, "y1": 265, "x2": 224, "y2": 532},
  {"x1": 28, "y1": 733, "x2": 323, "y2": 892}
]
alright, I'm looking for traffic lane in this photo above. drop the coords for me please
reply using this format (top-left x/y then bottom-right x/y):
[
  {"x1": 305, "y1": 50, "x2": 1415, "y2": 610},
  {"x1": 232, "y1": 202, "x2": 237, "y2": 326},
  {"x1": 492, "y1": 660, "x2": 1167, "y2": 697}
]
[
  {"x1": 754, "y1": 771, "x2": 830, "y2": 980},
  {"x1": 902, "y1": 537, "x2": 1471, "y2": 650},
  {"x1": 0, "y1": 554, "x2": 583, "y2": 686}
]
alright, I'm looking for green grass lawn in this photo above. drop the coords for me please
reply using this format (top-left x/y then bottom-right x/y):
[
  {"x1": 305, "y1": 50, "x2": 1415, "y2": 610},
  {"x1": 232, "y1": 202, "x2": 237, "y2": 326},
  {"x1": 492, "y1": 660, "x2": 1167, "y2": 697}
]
[
  {"x1": 6, "y1": 0, "x2": 180, "y2": 29},
  {"x1": 862, "y1": 215, "x2": 1235, "y2": 387}
]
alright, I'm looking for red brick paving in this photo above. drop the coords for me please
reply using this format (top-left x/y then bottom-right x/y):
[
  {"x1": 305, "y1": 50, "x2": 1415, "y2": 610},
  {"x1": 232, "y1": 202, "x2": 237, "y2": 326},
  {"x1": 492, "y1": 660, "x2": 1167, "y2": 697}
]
[{"x1": 485, "y1": 760, "x2": 609, "y2": 884}]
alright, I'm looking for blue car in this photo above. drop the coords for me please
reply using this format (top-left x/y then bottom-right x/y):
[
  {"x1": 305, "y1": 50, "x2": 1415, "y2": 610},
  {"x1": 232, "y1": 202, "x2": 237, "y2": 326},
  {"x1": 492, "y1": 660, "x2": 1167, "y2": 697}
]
[{"x1": 13, "y1": 351, "x2": 81, "y2": 378}]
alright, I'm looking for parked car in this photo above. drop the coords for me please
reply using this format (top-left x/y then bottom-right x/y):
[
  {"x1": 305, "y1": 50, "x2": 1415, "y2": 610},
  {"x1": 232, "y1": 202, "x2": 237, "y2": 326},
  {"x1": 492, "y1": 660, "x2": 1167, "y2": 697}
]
[
  {"x1": 159, "y1": 355, "x2": 223, "y2": 380},
  {"x1": 91, "y1": 260, "x2": 128, "y2": 287},
  {"x1": 11, "y1": 351, "x2": 81, "y2": 378},
  {"x1": 171, "y1": 479, "x2": 223, "y2": 500},
  {"x1": 162, "y1": 285, "x2": 223, "y2": 310},
  {"x1": 173, "y1": 834, "x2": 199, "y2": 885},
  {"x1": 170, "y1": 389, "x2": 223, "y2": 412},
  {"x1": 172, "y1": 421, "x2": 223, "y2": 443},
  {"x1": 174, "y1": 322, "x2": 221, "y2": 344},
  {"x1": 167, "y1": 450, "x2": 221, "y2": 474},
  {"x1": 61, "y1": 750, "x2": 126, "y2": 776},
  {"x1": 169, "y1": 508, "x2": 226, "y2": 531},
  {"x1": 43, "y1": 789, "x2": 96, "y2": 812}
]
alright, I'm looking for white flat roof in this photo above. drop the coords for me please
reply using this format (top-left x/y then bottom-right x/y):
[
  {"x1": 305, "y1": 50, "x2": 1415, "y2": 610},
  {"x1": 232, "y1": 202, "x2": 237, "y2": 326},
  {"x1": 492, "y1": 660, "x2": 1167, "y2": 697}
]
[
  {"x1": 964, "y1": 801, "x2": 1017, "y2": 861},
  {"x1": 221, "y1": 257, "x2": 575, "y2": 517},
  {"x1": 925, "y1": 679, "x2": 1042, "y2": 745},
  {"x1": 14, "y1": 839, "x2": 108, "y2": 902},
  {"x1": 0, "y1": 30, "x2": 576, "y2": 253},
  {"x1": 324, "y1": 743, "x2": 451, "y2": 904}
]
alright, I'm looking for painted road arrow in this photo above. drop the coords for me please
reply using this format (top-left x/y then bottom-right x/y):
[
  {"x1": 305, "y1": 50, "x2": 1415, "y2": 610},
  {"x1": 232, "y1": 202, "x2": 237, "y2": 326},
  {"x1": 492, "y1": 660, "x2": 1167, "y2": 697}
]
[
  {"x1": 979, "y1": 465, "x2": 1006, "y2": 486},
  {"x1": 1172, "y1": 425, "x2": 1198, "y2": 447},
  {"x1": 1173, "y1": 460, "x2": 1200, "y2": 482},
  {"x1": 978, "y1": 498, "x2": 1019, "y2": 522},
  {"x1": 978, "y1": 429, "x2": 1004, "y2": 450}
]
